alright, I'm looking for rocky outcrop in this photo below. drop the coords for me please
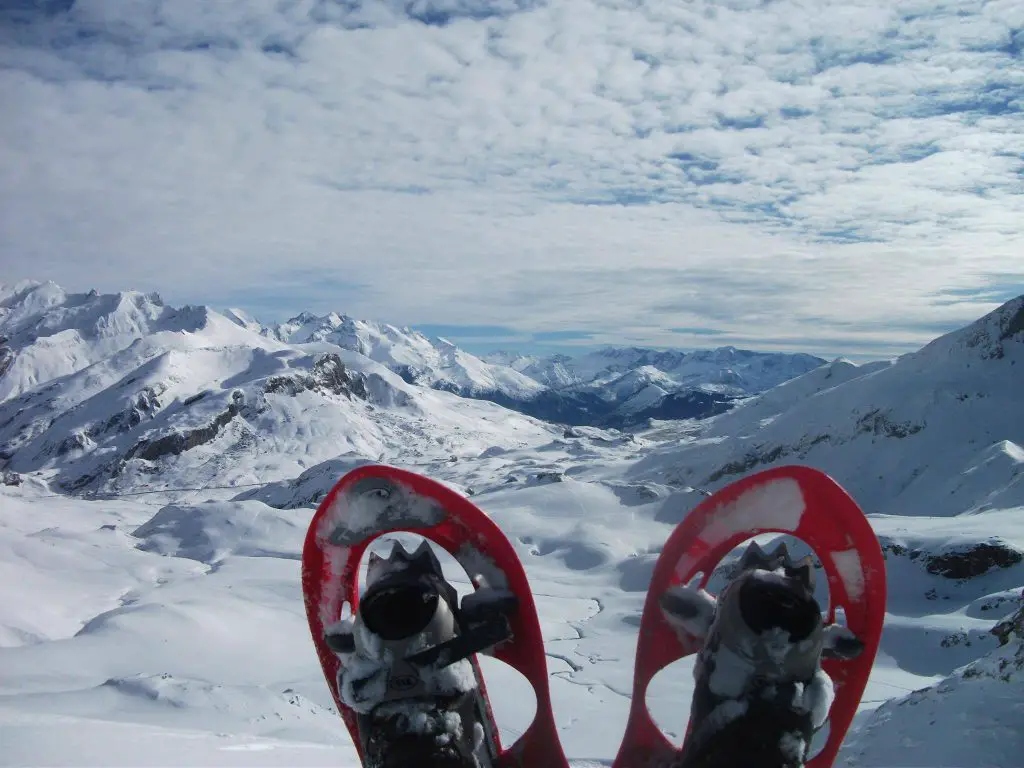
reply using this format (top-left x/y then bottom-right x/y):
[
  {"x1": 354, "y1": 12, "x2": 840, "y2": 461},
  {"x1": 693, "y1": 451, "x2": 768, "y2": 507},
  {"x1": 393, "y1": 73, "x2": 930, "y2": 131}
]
[
  {"x1": 104, "y1": 388, "x2": 161, "y2": 434},
  {"x1": 884, "y1": 540, "x2": 1024, "y2": 580},
  {"x1": 0, "y1": 345, "x2": 13, "y2": 380},
  {"x1": 707, "y1": 434, "x2": 831, "y2": 483},
  {"x1": 964, "y1": 298, "x2": 1024, "y2": 360},
  {"x1": 111, "y1": 356, "x2": 367, "y2": 468},
  {"x1": 992, "y1": 595, "x2": 1024, "y2": 646},
  {"x1": 926, "y1": 542, "x2": 1023, "y2": 580},
  {"x1": 48, "y1": 387, "x2": 163, "y2": 458},
  {"x1": 855, "y1": 408, "x2": 924, "y2": 438},
  {"x1": 126, "y1": 402, "x2": 239, "y2": 463},
  {"x1": 264, "y1": 354, "x2": 367, "y2": 400}
]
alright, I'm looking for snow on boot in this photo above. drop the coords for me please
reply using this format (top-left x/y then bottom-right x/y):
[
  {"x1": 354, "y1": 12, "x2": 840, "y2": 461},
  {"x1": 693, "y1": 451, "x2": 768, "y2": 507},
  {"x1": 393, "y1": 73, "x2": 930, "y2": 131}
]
[
  {"x1": 323, "y1": 539, "x2": 516, "y2": 768},
  {"x1": 661, "y1": 541, "x2": 865, "y2": 768}
]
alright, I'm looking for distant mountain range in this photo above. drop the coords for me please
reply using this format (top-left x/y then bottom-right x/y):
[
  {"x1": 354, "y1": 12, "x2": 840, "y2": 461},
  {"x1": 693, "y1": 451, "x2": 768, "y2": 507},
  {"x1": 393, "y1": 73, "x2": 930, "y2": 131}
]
[
  {"x1": 239, "y1": 304, "x2": 825, "y2": 427},
  {"x1": 0, "y1": 279, "x2": 816, "y2": 494}
]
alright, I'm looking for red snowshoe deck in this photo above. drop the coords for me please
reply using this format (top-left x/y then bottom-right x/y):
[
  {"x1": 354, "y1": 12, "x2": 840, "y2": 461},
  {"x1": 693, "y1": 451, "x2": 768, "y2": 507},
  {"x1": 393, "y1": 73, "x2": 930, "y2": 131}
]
[
  {"x1": 302, "y1": 464, "x2": 570, "y2": 768},
  {"x1": 614, "y1": 465, "x2": 886, "y2": 768}
]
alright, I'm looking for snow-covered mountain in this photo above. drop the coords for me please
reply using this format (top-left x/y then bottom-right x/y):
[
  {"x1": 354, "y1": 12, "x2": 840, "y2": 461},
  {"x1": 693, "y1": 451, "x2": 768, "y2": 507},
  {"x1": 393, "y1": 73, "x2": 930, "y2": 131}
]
[
  {"x1": 493, "y1": 345, "x2": 826, "y2": 394},
  {"x1": 477, "y1": 346, "x2": 825, "y2": 426},
  {"x1": 2, "y1": 280, "x2": 1023, "y2": 767},
  {"x1": 265, "y1": 311, "x2": 547, "y2": 401},
  {"x1": 627, "y1": 296, "x2": 1024, "y2": 718},
  {"x1": 246, "y1": 307, "x2": 825, "y2": 427},
  {"x1": 0, "y1": 281, "x2": 562, "y2": 496},
  {"x1": 631, "y1": 295, "x2": 1024, "y2": 519}
]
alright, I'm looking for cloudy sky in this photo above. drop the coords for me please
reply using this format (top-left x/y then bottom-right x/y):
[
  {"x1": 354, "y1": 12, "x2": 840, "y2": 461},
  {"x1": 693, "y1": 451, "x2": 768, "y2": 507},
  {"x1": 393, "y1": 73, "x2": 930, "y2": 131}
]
[{"x1": 1, "y1": 0, "x2": 1021, "y2": 359}]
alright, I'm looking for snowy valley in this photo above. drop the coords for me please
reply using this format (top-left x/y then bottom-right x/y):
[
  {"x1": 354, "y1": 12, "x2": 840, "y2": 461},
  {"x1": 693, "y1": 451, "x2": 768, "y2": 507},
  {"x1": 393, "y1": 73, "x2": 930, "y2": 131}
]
[{"x1": 1, "y1": 280, "x2": 1023, "y2": 766}]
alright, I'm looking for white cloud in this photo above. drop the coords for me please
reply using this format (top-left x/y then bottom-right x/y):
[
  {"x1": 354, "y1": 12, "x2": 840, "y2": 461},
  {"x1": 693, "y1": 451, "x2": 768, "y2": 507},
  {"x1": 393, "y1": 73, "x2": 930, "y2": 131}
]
[{"x1": 0, "y1": 0, "x2": 1021, "y2": 358}]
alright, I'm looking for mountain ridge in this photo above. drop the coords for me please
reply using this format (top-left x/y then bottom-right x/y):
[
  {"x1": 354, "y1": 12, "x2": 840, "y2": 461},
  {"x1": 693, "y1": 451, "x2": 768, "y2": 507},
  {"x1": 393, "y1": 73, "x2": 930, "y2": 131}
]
[
  {"x1": 0, "y1": 280, "x2": 826, "y2": 431},
  {"x1": 256, "y1": 304, "x2": 827, "y2": 426}
]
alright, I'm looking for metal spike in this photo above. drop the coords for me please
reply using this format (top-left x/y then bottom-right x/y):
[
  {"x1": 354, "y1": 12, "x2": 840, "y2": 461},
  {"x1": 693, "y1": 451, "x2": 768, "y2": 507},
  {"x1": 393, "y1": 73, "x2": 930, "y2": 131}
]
[
  {"x1": 770, "y1": 541, "x2": 792, "y2": 569},
  {"x1": 410, "y1": 540, "x2": 444, "y2": 577},
  {"x1": 738, "y1": 541, "x2": 770, "y2": 571},
  {"x1": 387, "y1": 540, "x2": 415, "y2": 562},
  {"x1": 411, "y1": 538, "x2": 434, "y2": 561},
  {"x1": 789, "y1": 555, "x2": 816, "y2": 589},
  {"x1": 365, "y1": 547, "x2": 393, "y2": 586}
]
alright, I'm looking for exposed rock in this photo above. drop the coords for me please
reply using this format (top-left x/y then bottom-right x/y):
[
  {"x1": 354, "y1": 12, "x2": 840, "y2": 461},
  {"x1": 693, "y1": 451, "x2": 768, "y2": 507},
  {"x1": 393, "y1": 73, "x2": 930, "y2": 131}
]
[
  {"x1": 264, "y1": 376, "x2": 305, "y2": 397},
  {"x1": 182, "y1": 391, "x2": 208, "y2": 407},
  {"x1": 99, "y1": 387, "x2": 161, "y2": 436},
  {"x1": 992, "y1": 595, "x2": 1024, "y2": 646},
  {"x1": 0, "y1": 346, "x2": 13, "y2": 380},
  {"x1": 961, "y1": 296, "x2": 1024, "y2": 360},
  {"x1": 264, "y1": 354, "x2": 367, "y2": 400},
  {"x1": 855, "y1": 408, "x2": 924, "y2": 438},
  {"x1": 1000, "y1": 305, "x2": 1024, "y2": 341},
  {"x1": 45, "y1": 387, "x2": 163, "y2": 459},
  {"x1": 707, "y1": 444, "x2": 790, "y2": 483},
  {"x1": 126, "y1": 403, "x2": 239, "y2": 462},
  {"x1": 940, "y1": 630, "x2": 974, "y2": 649},
  {"x1": 54, "y1": 431, "x2": 91, "y2": 456},
  {"x1": 925, "y1": 541, "x2": 1023, "y2": 580}
]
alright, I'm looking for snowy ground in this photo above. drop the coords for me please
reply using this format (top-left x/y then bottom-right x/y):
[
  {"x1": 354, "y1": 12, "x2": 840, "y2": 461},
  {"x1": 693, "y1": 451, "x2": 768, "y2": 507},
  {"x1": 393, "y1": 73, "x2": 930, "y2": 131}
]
[{"x1": 3, "y1": 459, "x2": 990, "y2": 767}]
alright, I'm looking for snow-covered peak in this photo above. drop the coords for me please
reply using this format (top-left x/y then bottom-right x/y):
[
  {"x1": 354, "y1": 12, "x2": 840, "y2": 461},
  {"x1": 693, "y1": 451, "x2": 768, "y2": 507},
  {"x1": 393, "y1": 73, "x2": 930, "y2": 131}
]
[
  {"x1": 1, "y1": 281, "x2": 833, "y2": 432},
  {"x1": 512, "y1": 345, "x2": 826, "y2": 395},
  {"x1": 0, "y1": 283, "x2": 190, "y2": 401},
  {"x1": 221, "y1": 307, "x2": 266, "y2": 334},
  {"x1": 487, "y1": 353, "x2": 582, "y2": 390},
  {"x1": 0, "y1": 283, "x2": 559, "y2": 496},
  {"x1": 631, "y1": 295, "x2": 1024, "y2": 521},
  {"x1": 603, "y1": 365, "x2": 677, "y2": 400},
  {"x1": 910, "y1": 295, "x2": 1024, "y2": 365},
  {"x1": 267, "y1": 312, "x2": 545, "y2": 400}
]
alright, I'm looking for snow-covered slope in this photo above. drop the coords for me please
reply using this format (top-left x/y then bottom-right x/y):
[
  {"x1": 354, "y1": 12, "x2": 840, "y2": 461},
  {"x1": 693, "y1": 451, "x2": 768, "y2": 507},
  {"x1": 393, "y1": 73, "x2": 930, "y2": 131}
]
[
  {"x1": 631, "y1": 296, "x2": 1024, "y2": 520},
  {"x1": 0, "y1": 282, "x2": 559, "y2": 495},
  {"x1": 627, "y1": 295, "x2": 1024, "y2": 755},
  {"x1": 841, "y1": 597, "x2": 1024, "y2": 767},
  {"x1": 0, "y1": 281, "x2": 185, "y2": 402}
]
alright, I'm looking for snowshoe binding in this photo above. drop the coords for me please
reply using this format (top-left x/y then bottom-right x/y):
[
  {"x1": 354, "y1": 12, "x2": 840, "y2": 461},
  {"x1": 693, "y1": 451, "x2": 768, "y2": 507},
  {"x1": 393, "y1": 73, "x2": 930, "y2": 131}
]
[
  {"x1": 661, "y1": 541, "x2": 866, "y2": 768},
  {"x1": 324, "y1": 539, "x2": 517, "y2": 768}
]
